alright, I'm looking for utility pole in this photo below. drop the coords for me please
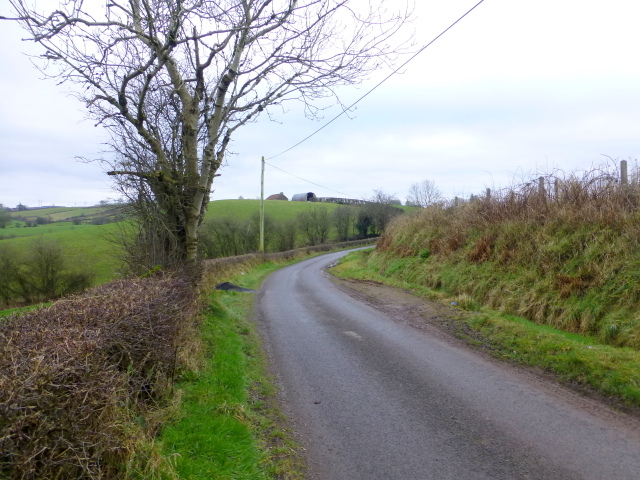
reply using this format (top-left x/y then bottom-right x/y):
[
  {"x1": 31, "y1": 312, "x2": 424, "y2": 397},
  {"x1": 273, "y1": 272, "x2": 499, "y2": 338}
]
[{"x1": 260, "y1": 156, "x2": 265, "y2": 253}]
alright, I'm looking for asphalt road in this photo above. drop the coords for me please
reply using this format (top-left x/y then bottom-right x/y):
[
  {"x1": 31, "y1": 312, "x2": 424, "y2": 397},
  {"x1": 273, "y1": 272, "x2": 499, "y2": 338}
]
[{"x1": 256, "y1": 250, "x2": 640, "y2": 480}]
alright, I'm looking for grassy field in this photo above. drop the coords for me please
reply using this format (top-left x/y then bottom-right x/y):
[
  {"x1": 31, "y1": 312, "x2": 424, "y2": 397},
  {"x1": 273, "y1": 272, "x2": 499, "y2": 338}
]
[
  {"x1": 2, "y1": 221, "x2": 98, "y2": 238},
  {"x1": 7, "y1": 205, "x2": 123, "y2": 223},
  {"x1": 1, "y1": 201, "x2": 340, "y2": 285},
  {"x1": 0, "y1": 223, "x2": 121, "y2": 285},
  {"x1": 205, "y1": 198, "x2": 339, "y2": 222},
  {"x1": 0, "y1": 199, "x2": 363, "y2": 287}
]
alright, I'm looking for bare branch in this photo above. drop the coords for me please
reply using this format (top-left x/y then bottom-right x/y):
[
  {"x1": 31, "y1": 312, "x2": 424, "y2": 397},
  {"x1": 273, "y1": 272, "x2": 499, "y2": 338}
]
[{"x1": 5, "y1": 0, "x2": 413, "y2": 263}]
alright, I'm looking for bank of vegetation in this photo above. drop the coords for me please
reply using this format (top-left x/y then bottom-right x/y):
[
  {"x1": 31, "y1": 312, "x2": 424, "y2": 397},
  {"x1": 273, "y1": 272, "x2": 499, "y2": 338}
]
[
  {"x1": 333, "y1": 163, "x2": 640, "y2": 406},
  {"x1": 0, "y1": 240, "x2": 373, "y2": 479}
]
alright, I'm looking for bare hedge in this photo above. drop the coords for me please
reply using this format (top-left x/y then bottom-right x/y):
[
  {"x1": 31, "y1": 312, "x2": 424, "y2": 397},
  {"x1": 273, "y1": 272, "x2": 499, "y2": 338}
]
[
  {"x1": 0, "y1": 239, "x2": 372, "y2": 479},
  {"x1": 0, "y1": 273, "x2": 197, "y2": 480}
]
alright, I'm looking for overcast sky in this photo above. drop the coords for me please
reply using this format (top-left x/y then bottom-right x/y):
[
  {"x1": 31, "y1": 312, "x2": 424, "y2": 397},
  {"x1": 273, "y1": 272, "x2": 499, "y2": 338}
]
[{"x1": 1, "y1": 0, "x2": 640, "y2": 208}]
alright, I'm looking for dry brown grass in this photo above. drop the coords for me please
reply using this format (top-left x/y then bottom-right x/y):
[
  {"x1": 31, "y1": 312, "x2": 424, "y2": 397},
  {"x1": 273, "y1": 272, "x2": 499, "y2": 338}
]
[
  {"x1": 375, "y1": 161, "x2": 640, "y2": 347},
  {"x1": 0, "y1": 273, "x2": 197, "y2": 480}
]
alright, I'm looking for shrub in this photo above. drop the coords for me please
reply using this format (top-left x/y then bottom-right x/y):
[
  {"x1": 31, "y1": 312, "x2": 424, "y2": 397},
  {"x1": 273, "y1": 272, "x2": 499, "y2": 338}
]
[
  {"x1": 0, "y1": 273, "x2": 197, "y2": 479},
  {"x1": 297, "y1": 208, "x2": 330, "y2": 245},
  {"x1": 0, "y1": 210, "x2": 11, "y2": 229},
  {"x1": 272, "y1": 219, "x2": 298, "y2": 252},
  {"x1": 333, "y1": 205, "x2": 355, "y2": 241},
  {"x1": 91, "y1": 216, "x2": 109, "y2": 225},
  {"x1": 198, "y1": 213, "x2": 279, "y2": 258},
  {"x1": 0, "y1": 239, "x2": 95, "y2": 307}
]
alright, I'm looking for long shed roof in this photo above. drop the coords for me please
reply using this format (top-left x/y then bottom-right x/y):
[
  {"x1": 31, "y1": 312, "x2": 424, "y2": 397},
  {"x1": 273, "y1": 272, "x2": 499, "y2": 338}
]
[{"x1": 291, "y1": 192, "x2": 317, "y2": 202}]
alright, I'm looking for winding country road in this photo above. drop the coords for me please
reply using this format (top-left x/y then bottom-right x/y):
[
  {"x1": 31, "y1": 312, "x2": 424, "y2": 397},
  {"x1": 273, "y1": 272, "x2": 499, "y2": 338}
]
[{"x1": 256, "y1": 249, "x2": 640, "y2": 480}]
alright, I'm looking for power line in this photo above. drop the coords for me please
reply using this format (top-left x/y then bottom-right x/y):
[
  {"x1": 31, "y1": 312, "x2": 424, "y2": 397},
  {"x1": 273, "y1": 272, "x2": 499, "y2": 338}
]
[
  {"x1": 265, "y1": 161, "x2": 362, "y2": 198},
  {"x1": 267, "y1": 0, "x2": 486, "y2": 161}
]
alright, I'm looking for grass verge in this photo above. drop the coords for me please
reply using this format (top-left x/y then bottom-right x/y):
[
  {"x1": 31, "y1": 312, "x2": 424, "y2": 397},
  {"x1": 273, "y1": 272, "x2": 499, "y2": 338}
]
[
  {"x1": 0, "y1": 303, "x2": 49, "y2": 319},
  {"x1": 158, "y1": 261, "x2": 305, "y2": 480},
  {"x1": 332, "y1": 249, "x2": 640, "y2": 409}
]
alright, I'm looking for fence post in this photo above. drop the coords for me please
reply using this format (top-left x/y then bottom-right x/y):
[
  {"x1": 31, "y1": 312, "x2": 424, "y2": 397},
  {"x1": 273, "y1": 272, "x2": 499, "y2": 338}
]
[
  {"x1": 486, "y1": 188, "x2": 491, "y2": 200},
  {"x1": 621, "y1": 160, "x2": 628, "y2": 186},
  {"x1": 538, "y1": 176, "x2": 545, "y2": 196}
]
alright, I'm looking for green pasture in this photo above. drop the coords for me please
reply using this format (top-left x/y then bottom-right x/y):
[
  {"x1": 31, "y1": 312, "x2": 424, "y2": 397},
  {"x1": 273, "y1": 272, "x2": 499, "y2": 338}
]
[
  {"x1": 0, "y1": 223, "x2": 121, "y2": 285},
  {"x1": 204, "y1": 198, "x2": 340, "y2": 222},
  {"x1": 205, "y1": 199, "x2": 415, "y2": 222},
  {"x1": 0, "y1": 200, "x2": 363, "y2": 286},
  {"x1": 1, "y1": 221, "x2": 84, "y2": 238},
  {"x1": 7, "y1": 205, "x2": 123, "y2": 223}
]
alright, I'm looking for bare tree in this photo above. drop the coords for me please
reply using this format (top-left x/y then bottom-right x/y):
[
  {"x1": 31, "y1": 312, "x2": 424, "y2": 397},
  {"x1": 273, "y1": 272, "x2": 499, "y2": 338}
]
[
  {"x1": 297, "y1": 208, "x2": 330, "y2": 245},
  {"x1": 272, "y1": 218, "x2": 297, "y2": 251},
  {"x1": 366, "y1": 189, "x2": 403, "y2": 233},
  {"x1": 0, "y1": 210, "x2": 11, "y2": 229},
  {"x1": 3, "y1": 0, "x2": 412, "y2": 264},
  {"x1": 407, "y1": 179, "x2": 442, "y2": 207},
  {"x1": 333, "y1": 204, "x2": 354, "y2": 241}
]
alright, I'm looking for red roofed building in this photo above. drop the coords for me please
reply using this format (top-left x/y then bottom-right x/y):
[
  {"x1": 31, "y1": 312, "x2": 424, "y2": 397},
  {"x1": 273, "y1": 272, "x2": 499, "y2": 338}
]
[{"x1": 266, "y1": 192, "x2": 288, "y2": 201}]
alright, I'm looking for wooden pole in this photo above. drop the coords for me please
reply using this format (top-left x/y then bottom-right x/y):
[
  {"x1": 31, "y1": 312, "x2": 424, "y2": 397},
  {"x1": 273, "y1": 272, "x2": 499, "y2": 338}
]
[{"x1": 260, "y1": 156, "x2": 265, "y2": 253}]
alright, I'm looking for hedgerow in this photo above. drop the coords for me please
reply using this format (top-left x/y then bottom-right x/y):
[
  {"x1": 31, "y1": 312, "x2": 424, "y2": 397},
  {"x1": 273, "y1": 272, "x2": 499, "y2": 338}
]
[{"x1": 0, "y1": 273, "x2": 197, "y2": 480}]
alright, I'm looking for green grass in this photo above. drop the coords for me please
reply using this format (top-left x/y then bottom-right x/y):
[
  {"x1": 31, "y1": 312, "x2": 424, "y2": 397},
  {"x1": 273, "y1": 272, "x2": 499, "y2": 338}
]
[
  {"x1": 0, "y1": 200, "x2": 363, "y2": 287},
  {"x1": 159, "y1": 261, "x2": 304, "y2": 480},
  {"x1": 8, "y1": 205, "x2": 119, "y2": 222},
  {"x1": 207, "y1": 199, "x2": 321, "y2": 220},
  {"x1": 1, "y1": 222, "x2": 89, "y2": 238},
  {"x1": 0, "y1": 223, "x2": 121, "y2": 284},
  {"x1": 205, "y1": 199, "x2": 341, "y2": 222},
  {"x1": 332, "y1": 249, "x2": 640, "y2": 407},
  {"x1": 205, "y1": 199, "x2": 415, "y2": 223},
  {"x1": 0, "y1": 303, "x2": 50, "y2": 319}
]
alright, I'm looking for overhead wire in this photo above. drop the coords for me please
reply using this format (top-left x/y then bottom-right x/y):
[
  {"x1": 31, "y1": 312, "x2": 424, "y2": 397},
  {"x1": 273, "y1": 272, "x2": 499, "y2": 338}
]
[
  {"x1": 265, "y1": 161, "x2": 361, "y2": 198},
  {"x1": 266, "y1": 0, "x2": 486, "y2": 162}
]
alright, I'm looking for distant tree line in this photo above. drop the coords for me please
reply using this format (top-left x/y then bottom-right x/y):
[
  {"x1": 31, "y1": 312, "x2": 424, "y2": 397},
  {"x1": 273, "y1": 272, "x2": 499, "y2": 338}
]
[
  {"x1": 0, "y1": 240, "x2": 94, "y2": 307},
  {"x1": 198, "y1": 194, "x2": 404, "y2": 259}
]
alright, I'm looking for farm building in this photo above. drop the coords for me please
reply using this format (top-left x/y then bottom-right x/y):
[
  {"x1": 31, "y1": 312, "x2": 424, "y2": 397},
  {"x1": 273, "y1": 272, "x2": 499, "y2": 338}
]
[
  {"x1": 317, "y1": 197, "x2": 368, "y2": 205},
  {"x1": 266, "y1": 192, "x2": 288, "y2": 201},
  {"x1": 291, "y1": 192, "x2": 317, "y2": 202}
]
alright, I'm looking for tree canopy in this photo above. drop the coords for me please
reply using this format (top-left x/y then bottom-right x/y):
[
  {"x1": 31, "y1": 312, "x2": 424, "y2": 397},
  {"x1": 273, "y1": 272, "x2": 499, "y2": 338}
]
[{"x1": 3, "y1": 0, "x2": 412, "y2": 267}]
